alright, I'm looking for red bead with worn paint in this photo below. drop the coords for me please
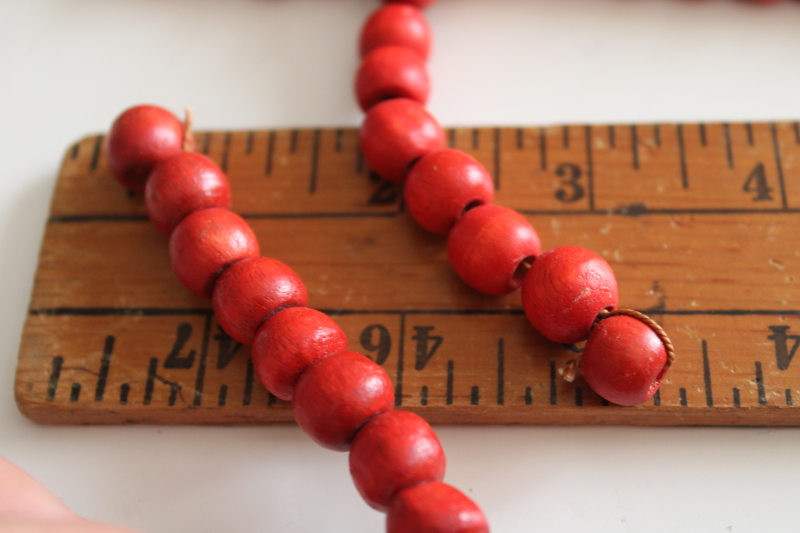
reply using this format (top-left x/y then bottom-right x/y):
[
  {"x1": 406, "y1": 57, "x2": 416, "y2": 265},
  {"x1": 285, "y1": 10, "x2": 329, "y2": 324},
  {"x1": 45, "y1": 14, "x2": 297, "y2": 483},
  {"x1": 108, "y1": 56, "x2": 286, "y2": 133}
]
[
  {"x1": 293, "y1": 350, "x2": 395, "y2": 452},
  {"x1": 580, "y1": 315, "x2": 670, "y2": 406},
  {"x1": 405, "y1": 149, "x2": 494, "y2": 236},
  {"x1": 360, "y1": 98, "x2": 445, "y2": 183},
  {"x1": 447, "y1": 204, "x2": 541, "y2": 296},
  {"x1": 212, "y1": 256, "x2": 308, "y2": 346},
  {"x1": 361, "y1": 4, "x2": 431, "y2": 60},
  {"x1": 169, "y1": 208, "x2": 259, "y2": 299},
  {"x1": 145, "y1": 152, "x2": 232, "y2": 235},
  {"x1": 356, "y1": 46, "x2": 430, "y2": 112},
  {"x1": 387, "y1": 482, "x2": 489, "y2": 533},
  {"x1": 521, "y1": 245, "x2": 618, "y2": 344},
  {"x1": 349, "y1": 410, "x2": 445, "y2": 512},
  {"x1": 251, "y1": 307, "x2": 348, "y2": 401},
  {"x1": 106, "y1": 105, "x2": 186, "y2": 192}
]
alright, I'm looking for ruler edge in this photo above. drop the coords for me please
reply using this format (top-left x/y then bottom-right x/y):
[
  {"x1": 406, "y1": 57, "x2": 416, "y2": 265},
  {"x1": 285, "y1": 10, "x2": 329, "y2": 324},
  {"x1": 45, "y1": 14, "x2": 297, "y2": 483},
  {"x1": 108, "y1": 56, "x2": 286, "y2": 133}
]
[{"x1": 16, "y1": 121, "x2": 800, "y2": 426}]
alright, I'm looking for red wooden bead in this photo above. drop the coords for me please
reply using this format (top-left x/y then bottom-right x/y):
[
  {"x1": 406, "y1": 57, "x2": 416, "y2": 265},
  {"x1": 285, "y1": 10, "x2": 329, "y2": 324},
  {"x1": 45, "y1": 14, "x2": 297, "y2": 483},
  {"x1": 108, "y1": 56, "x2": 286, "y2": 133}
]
[
  {"x1": 384, "y1": 0, "x2": 437, "y2": 9},
  {"x1": 360, "y1": 98, "x2": 445, "y2": 183},
  {"x1": 447, "y1": 204, "x2": 541, "y2": 296},
  {"x1": 580, "y1": 315, "x2": 669, "y2": 406},
  {"x1": 405, "y1": 149, "x2": 494, "y2": 236},
  {"x1": 145, "y1": 152, "x2": 231, "y2": 235},
  {"x1": 251, "y1": 307, "x2": 348, "y2": 401},
  {"x1": 106, "y1": 105, "x2": 186, "y2": 192},
  {"x1": 356, "y1": 46, "x2": 430, "y2": 112},
  {"x1": 521, "y1": 246, "x2": 618, "y2": 344},
  {"x1": 169, "y1": 208, "x2": 259, "y2": 299},
  {"x1": 293, "y1": 351, "x2": 395, "y2": 452},
  {"x1": 212, "y1": 256, "x2": 308, "y2": 346},
  {"x1": 387, "y1": 482, "x2": 489, "y2": 533},
  {"x1": 349, "y1": 410, "x2": 445, "y2": 512},
  {"x1": 361, "y1": 4, "x2": 432, "y2": 60}
]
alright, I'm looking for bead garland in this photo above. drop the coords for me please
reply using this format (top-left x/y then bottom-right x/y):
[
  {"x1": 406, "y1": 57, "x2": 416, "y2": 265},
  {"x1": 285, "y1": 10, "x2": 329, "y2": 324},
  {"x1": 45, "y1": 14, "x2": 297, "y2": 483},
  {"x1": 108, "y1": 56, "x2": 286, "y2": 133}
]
[{"x1": 102, "y1": 0, "x2": 784, "y2": 530}]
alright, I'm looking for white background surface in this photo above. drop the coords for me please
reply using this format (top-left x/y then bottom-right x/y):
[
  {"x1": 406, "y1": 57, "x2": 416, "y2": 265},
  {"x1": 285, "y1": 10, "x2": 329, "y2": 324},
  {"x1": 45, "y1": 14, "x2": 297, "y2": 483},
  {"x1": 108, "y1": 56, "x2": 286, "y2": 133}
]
[{"x1": 2, "y1": 0, "x2": 800, "y2": 531}]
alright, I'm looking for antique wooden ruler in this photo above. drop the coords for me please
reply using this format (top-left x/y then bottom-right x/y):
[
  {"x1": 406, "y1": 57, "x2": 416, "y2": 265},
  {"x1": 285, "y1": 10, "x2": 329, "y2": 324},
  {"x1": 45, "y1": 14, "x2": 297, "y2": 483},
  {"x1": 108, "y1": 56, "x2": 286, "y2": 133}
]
[{"x1": 15, "y1": 121, "x2": 800, "y2": 425}]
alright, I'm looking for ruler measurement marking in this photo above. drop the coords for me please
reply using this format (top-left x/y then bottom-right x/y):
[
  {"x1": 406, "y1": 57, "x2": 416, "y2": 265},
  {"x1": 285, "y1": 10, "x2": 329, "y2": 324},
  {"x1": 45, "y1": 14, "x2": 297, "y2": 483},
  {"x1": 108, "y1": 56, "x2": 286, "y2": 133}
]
[
  {"x1": 770, "y1": 123, "x2": 788, "y2": 210},
  {"x1": 723, "y1": 123, "x2": 734, "y2": 168},
  {"x1": 786, "y1": 389, "x2": 793, "y2": 406},
  {"x1": 699, "y1": 123, "x2": 707, "y2": 147},
  {"x1": 265, "y1": 131, "x2": 276, "y2": 175},
  {"x1": 193, "y1": 314, "x2": 212, "y2": 406},
  {"x1": 679, "y1": 388, "x2": 687, "y2": 406},
  {"x1": 549, "y1": 361, "x2": 557, "y2": 405},
  {"x1": 448, "y1": 128, "x2": 456, "y2": 149},
  {"x1": 608, "y1": 125, "x2": 616, "y2": 148},
  {"x1": 585, "y1": 126, "x2": 595, "y2": 212},
  {"x1": 144, "y1": 358, "x2": 157, "y2": 405},
  {"x1": 168, "y1": 384, "x2": 179, "y2": 406},
  {"x1": 702, "y1": 339, "x2": 713, "y2": 407},
  {"x1": 654, "y1": 124, "x2": 661, "y2": 147},
  {"x1": 562, "y1": 126, "x2": 570, "y2": 148},
  {"x1": 733, "y1": 388, "x2": 741, "y2": 407},
  {"x1": 524, "y1": 386, "x2": 532, "y2": 405},
  {"x1": 539, "y1": 128, "x2": 547, "y2": 171},
  {"x1": 94, "y1": 335, "x2": 114, "y2": 402},
  {"x1": 472, "y1": 128, "x2": 479, "y2": 150},
  {"x1": 220, "y1": 131, "x2": 232, "y2": 172},
  {"x1": 309, "y1": 129, "x2": 321, "y2": 194},
  {"x1": 268, "y1": 392, "x2": 277, "y2": 406},
  {"x1": 755, "y1": 361, "x2": 767, "y2": 405},
  {"x1": 445, "y1": 360, "x2": 454, "y2": 405},
  {"x1": 356, "y1": 147, "x2": 365, "y2": 174},
  {"x1": 420, "y1": 385, "x2": 428, "y2": 406},
  {"x1": 70, "y1": 383, "x2": 81, "y2": 402},
  {"x1": 631, "y1": 125, "x2": 640, "y2": 170},
  {"x1": 70, "y1": 143, "x2": 80, "y2": 160},
  {"x1": 516, "y1": 128, "x2": 524, "y2": 150},
  {"x1": 243, "y1": 359, "x2": 255, "y2": 406},
  {"x1": 574, "y1": 387, "x2": 583, "y2": 407},
  {"x1": 493, "y1": 128, "x2": 501, "y2": 191},
  {"x1": 677, "y1": 124, "x2": 689, "y2": 189},
  {"x1": 794, "y1": 122, "x2": 800, "y2": 145},
  {"x1": 245, "y1": 131, "x2": 255, "y2": 155},
  {"x1": 496, "y1": 338, "x2": 505, "y2": 406},
  {"x1": 290, "y1": 130, "x2": 299, "y2": 153},
  {"x1": 201, "y1": 133, "x2": 211, "y2": 155},
  {"x1": 120, "y1": 383, "x2": 130, "y2": 405},
  {"x1": 653, "y1": 389, "x2": 661, "y2": 406},
  {"x1": 470, "y1": 386, "x2": 479, "y2": 405},
  {"x1": 89, "y1": 135, "x2": 103, "y2": 173},
  {"x1": 218, "y1": 384, "x2": 228, "y2": 407},
  {"x1": 746, "y1": 123, "x2": 755, "y2": 146},
  {"x1": 395, "y1": 313, "x2": 406, "y2": 407},
  {"x1": 46, "y1": 356, "x2": 63, "y2": 401},
  {"x1": 334, "y1": 129, "x2": 344, "y2": 153}
]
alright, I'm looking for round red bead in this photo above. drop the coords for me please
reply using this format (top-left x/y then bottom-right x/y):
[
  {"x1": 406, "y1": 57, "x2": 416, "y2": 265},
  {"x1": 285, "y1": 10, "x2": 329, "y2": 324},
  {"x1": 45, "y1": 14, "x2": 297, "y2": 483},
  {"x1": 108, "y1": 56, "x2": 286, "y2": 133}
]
[
  {"x1": 169, "y1": 208, "x2": 259, "y2": 299},
  {"x1": 251, "y1": 307, "x2": 348, "y2": 401},
  {"x1": 349, "y1": 410, "x2": 445, "y2": 512},
  {"x1": 521, "y1": 246, "x2": 618, "y2": 344},
  {"x1": 447, "y1": 204, "x2": 541, "y2": 296},
  {"x1": 212, "y1": 256, "x2": 308, "y2": 346},
  {"x1": 360, "y1": 98, "x2": 445, "y2": 183},
  {"x1": 405, "y1": 149, "x2": 494, "y2": 236},
  {"x1": 361, "y1": 4, "x2": 432, "y2": 60},
  {"x1": 387, "y1": 482, "x2": 489, "y2": 533},
  {"x1": 580, "y1": 314, "x2": 669, "y2": 406},
  {"x1": 106, "y1": 105, "x2": 185, "y2": 192},
  {"x1": 292, "y1": 351, "x2": 395, "y2": 452},
  {"x1": 356, "y1": 46, "x2": 430, "y2": 112},
  {"x1": 145, "y1": 152, "x2": 231, "y2": 235}
]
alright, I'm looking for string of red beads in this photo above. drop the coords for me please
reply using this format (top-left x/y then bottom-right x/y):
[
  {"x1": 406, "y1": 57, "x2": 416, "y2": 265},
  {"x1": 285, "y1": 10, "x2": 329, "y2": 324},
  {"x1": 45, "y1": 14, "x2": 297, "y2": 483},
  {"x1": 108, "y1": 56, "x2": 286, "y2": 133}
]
[{"x1": 356, "y1": 0, "x2": 673, "y2": 411}]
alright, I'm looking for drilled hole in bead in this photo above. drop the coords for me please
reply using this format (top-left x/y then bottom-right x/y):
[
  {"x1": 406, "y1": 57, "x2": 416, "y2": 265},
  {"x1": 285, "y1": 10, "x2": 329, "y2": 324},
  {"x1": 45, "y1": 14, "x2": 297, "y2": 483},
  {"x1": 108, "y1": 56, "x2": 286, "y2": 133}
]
[
  {"x1": 461, "y1": 199, "x2": 484, "y2": 216},
  {"x1": 512, "y1": 256, "x2": 536, "y2": 285}
]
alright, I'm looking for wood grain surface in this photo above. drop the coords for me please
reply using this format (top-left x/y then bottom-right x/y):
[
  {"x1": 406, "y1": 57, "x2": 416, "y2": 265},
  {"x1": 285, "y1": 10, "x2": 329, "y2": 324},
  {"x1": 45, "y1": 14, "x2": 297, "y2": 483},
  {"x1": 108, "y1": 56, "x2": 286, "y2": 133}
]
[{"x1": 15, "y1": 121, "x2": 800, "y2": 425}]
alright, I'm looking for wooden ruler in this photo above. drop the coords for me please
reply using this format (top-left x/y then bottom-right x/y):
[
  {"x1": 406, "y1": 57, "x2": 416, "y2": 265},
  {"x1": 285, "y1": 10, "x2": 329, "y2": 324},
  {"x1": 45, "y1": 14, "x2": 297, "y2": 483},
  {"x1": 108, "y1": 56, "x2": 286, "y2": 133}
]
[{"x1": 15, "y1": 121, "x2": 800, "y2": 425}]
